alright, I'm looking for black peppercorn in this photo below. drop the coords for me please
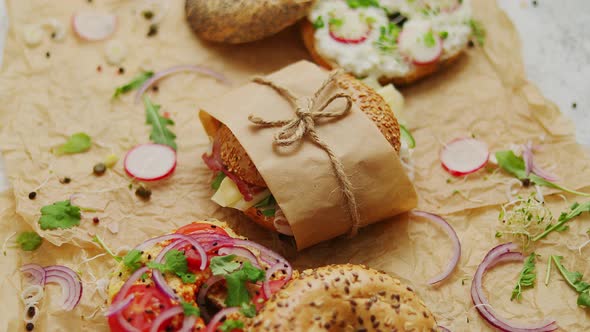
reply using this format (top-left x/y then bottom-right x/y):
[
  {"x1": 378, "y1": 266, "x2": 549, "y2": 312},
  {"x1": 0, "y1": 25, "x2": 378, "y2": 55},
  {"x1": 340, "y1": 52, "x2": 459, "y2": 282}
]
[
  {"x1": 572, "y1": 102, "x2": 577, "y2": 109},
  {"x1": 26, "y1": 323, "x2": 34, "y2": 331},
  {"x1": 147, "y1": 24, "x2": 158, "y2": 37},
  {"x1": 135, "y1": 186, "x2": 152, "y2": 200},
  {"x1": 27, "y1": 306, "x2": 35, "y2": 318},
  {"x1": 118, "y1": 67, "x2": 125, "y2": 75},
  {"x1": 60, "y1": 177, "x2": 71, "y2": 184},
  {"x1": 468, "y1": 40, "x2": 475, "y2": 48},
  {"x1": 28, "y1": 192, "x2": 37, "y2": 200},
  {"x1": 93, "y1": 163, "x2": 106, "y2": 176},
  {"x1": 45, "y1": 52, "x2": 50, "y2": 58},
  {"x1": 522, "y1": 178, "x2": 531, "y2": 187},
  {"x1": 532, "y1": 0, "x2": 538, "y2": 7}
]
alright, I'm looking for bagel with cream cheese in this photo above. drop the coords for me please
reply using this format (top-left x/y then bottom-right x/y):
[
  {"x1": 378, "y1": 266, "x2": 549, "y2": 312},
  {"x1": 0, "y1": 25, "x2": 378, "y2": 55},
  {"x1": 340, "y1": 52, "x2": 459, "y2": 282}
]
[
  {"x1": 201, "y1": 72, "x2": 402, "y2": 236},
  {"x1": 303, "y1": 0, "x2": 477, "y2": 85}
]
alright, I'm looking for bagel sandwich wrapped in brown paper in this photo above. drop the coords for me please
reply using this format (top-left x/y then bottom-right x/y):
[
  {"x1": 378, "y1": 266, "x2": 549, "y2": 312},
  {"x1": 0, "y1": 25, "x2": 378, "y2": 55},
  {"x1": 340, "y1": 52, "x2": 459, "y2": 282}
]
[{"x1": 199, "y1": 60, "x2": 417, "y2": 249}]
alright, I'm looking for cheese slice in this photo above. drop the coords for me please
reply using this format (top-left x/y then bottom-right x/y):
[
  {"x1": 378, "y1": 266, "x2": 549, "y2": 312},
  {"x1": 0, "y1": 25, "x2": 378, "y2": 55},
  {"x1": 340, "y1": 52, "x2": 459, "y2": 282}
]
[
  {"x1": 211, "y1": 177, "x2": 243, "y2": 207},
  {"x1": 231, "y1": 189, "x2": 271, "y2": 211}
]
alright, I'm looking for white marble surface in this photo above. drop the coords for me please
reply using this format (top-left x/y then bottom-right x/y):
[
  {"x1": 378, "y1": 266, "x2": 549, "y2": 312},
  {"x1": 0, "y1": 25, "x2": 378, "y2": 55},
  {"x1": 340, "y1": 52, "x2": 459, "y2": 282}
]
[{"x1": 0, "y1": 0, "x2": 588, "y2": 193}]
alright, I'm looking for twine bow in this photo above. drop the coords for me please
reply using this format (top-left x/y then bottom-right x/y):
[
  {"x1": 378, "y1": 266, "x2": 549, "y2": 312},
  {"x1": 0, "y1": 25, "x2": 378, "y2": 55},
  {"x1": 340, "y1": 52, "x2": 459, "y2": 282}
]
[{"x1": 248, "y1": 70, "x2": 361, "y2": 237}]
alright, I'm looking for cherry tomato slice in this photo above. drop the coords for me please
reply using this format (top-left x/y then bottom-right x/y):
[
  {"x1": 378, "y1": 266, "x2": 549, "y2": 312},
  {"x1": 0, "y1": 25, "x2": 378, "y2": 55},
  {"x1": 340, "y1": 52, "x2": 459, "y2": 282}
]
[
  {"x1": 252, "y1": 279, "x2": 285, "y2": 311},
  {"x1": 175, "y1": 222, "x2": 229, "y2": 236}
]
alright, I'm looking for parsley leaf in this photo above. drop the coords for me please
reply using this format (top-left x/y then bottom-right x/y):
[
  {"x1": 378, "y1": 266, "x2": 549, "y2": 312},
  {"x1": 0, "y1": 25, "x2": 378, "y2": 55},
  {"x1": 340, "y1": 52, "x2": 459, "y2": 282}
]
[
  {"x1": 147, "y1": 249, "x2": 196, "y2": 283},
  {"x1": 423, "y1": 31, "x2": 435, "y2": 47},
  {"x1": 39, "y1": 200, "x2": 81, "y2": 230},
  {"x1": 240, "y1": 302, "x2": 257, "y2": 318},
  {"x1": 313, "y1": 16, "x2": 325, "y2": 29},
  {"x1": 211, "y1": 172, "x2": 226, "y2": 190},
  {"x1": 495, "y1": 150, "x2": 590, "y2": 197},
  {"x1": 122, "y1": 249, "x2": 143, "y2": 272},
  {"x1": 511, "y1": 253, "x2": 537, "y2": 301},
  {"x1": 180, "y1": 301, "x2": 200, "y2": 317},
  {"x1": 210, "y1": 255, "x2": 241, "y2": 276},
  {"x1": 225, "y1": 261, "x2": 265, "y2": 307},
  {"x1": 53, "y1": 133, "x2": 92, "y2": 155},
  {"x1": 219, "y1": 319, "x2": 244, "y2": 332},
  {"x1": 144, "y1": 96, "x2": 177, "y2": 150},
  {"x1": 346, "y1": 0, "x2": 380, "y2": 8},
  {"x1": 92, "y1": 235, "x2": 122, "y2": 262},
  {"x1": 533, "y1": 201, "x2": 590, "y2": 241},
  {"x1": 16, "y1": 232, "x2": 42, "y2": 251},
  {"x1": 469, "y1": 19, "x2": 486, "y2": 46},
  {"x1": 113, "y1": 71, "x2": 154, "y2": 98}
]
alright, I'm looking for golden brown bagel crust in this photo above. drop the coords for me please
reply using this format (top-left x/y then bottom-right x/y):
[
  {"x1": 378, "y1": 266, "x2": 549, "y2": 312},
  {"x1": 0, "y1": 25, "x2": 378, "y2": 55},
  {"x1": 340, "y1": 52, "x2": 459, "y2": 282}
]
[
  {"x1": 247, "y1": 264, "x2": 438, "y2": 331},
  {"x1": 301, "y1": 20, "x2": 465, "y2": 86},
  {"x1": 216, "y1": 125, "x2": 267, "y2": 187}
]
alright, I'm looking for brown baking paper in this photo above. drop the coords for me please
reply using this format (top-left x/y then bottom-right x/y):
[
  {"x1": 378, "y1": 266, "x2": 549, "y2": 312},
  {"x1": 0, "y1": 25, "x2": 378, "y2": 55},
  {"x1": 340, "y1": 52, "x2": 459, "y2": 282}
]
[
  {"x1": 199, "y1": 61, "x2": 417, "y2": 249},
  {"x1": 1, "y1": 0, "x2": 590, "y2": 330}
]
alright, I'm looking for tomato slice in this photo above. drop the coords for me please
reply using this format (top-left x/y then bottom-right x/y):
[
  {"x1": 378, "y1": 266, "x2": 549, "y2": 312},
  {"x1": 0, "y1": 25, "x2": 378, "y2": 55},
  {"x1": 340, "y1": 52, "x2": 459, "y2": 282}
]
[
  {"x1": 108, "y1": 284, "x2": 176, "y2": 332},
  {"x1": 252, "y1": 279, "x2": 285, "y2": 311},
  {"x1": 175, "y1": 222, "x2": 229, "y2": 236}
]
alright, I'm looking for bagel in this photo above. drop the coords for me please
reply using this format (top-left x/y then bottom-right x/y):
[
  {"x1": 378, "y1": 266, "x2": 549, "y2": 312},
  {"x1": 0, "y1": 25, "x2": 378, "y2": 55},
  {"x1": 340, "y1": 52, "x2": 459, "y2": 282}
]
[
  {"x1": 302, "y1": 0, "x2": 474, "y2": 85},
  {"x1": 247, "y1": 264, "x2": 438, "y2": 331},
  {"x1": 203, "y1": 72, "x2": 402, "y2": 235}
]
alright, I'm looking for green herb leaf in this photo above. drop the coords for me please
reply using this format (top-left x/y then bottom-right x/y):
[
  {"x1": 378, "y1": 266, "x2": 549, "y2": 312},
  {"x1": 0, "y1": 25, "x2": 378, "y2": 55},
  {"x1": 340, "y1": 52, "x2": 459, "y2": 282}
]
[
  {"x1": 533, "y1": 201, "x2": 590, "y2": 241},
  {"x1": 122, "y1": 249, "x2": 143, "y2": 272},
  {"x1": 240, "y1": 302, "x2": 257, "y2": 318},
  {"x1": 511, "y1": 253, "x2": 537, "y2": 301},
  {"x1": 375, "y1": 23, "x2": 400, "y2": 52},
  {"x1": 92, "y1": 235, "x2": 122, "y2": 262},
  {"x1": 210, "y1": 255, "x2": 241, "y2": 276},
  {"x1": 328, "y1": 17, "x2": 344, "y2": 27},
  {"x1": 439, "y1": 31, "x2": 449, "y2": 39},
  {"x1": 16, "y1": 232, "x2": 42, "y2": 251},
  {"x1": 180, "y1": 301, "x2": 201, "y2": 317},
  {"x1": 551, "y1": 255, "x2": 590, "y2": 293},
  {"x1": 113, "y1": 71, "x2": 154, "y2": 98},
  {"x1": 423, "y1": 31, "x2": 435, "y2": 47},
  {"x1": 577, "y1": 291, "x2": 590, "y2": 308},
  {"x1": 219, "y1": 319, "x2": 244, "y2": 332},
  {"x1": 144, "y1": 96, "x2": 177, "y2": 150},
  {"x1": 39, "y1": 200, "x2": 81, "y2": 230},
  {"x1": 469, "y1": 19, "x2": 486, "y2": 46},
  {"x1": 254, "y1": 195, "x2": 275, "y2": 208},
  {"x1": 346, "y1": 0, "x2": 380, "y2": 8},
  {"x1": 147, "y1": 249, "x2": 196, "y2": 283},
  {"x1": 261, "y1": 209, "x2": 276, "y2": 217},
  {"x1": 53, "y1": 133, "x2": 92, "y2": 155},
  {"x1": 212, "y1": 172, "x2": 226, "y2": 190},
  {"x1": 225, "y1": 261, "x2": 265, "y2": 307},
  {"x1": 313, "y1": 16, "x2": 325, "y2": 29}
]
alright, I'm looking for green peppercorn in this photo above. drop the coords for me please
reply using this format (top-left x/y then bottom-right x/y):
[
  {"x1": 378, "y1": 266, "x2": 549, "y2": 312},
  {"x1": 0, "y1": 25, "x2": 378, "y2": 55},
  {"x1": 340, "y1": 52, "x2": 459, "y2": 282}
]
[
  {"x1": 135, "y1": 186, "x2": 152, "y2": 200},
  {"x1": 93, "y1": 163, "x2": 106, "y2": 176}
]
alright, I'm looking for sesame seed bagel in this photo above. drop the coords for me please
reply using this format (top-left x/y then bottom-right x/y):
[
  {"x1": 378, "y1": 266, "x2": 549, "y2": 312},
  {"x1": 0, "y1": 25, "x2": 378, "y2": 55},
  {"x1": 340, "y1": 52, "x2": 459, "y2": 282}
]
[{"x1": 247, "y1": 264, "x2": 438, "y2": 331}]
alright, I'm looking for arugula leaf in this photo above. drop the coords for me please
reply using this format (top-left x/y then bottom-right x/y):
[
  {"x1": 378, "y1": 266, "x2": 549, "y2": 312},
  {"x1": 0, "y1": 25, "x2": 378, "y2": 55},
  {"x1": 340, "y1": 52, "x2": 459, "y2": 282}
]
[
  {"x1": 225, "y1": 261, "x2": 265, "y2": 307},
  {"x1": 210, "y1": 255, "x2": 241, "y2": 276},
  {"x1": 254, "y1": 195, "x2": 275, "y2": 208},
  {"x1": 346, "y1": 0, "x2": 380, "y2": 8},
  {"x1": 511, "y1": 253, "x2": 537, "y2": 301},
  {"x1": 92, "y1": 235, "x2": 122, "y2": 262},
  {"x1": 423, "y1": 31, "x2": 435, "y2": 47},
  {"x1": 180, "y1": 301, "x2": 200, "y2": 317},
  {"x1": 533, "y1": 201, "x2": 590, "y2": 241},
  {"x1": 147, "y1": 249, "x2": 196, "y2": 283},
  {"x1": 469, "y1": 19, "x2": 486, "y2": 46},
  {"x1": 211, "y1": 172, "x2": 226, "y2": 190},
  {"x1": 53, "y1": 133, "x2": 92, "y2": 155},
  {"x1": 122, "y1": 249, "x2": 143, "y2": 272},
  {"x1": 113, "y1": 71, "x2": 154, "y2": 98},
  {"x1": 313, "y1": 16, "x2": 325, "y2": 29},
  {"x1": 16, "y1": 232, "x2": 42, "y2": 251},
  {"x1": 219, "y1": 319, "x2": 244, "y2": 332},
  {"x1": 261, "y1": 209, "x2": 276, "y2": 217},
  {"x1": 39, "y1": 200, "x2": 81, "y2": 230},
  {"x1": 551, "y1": 256, "x2": 590, "y2": 293},
  {"x1": 240, "y1": 302, "x2": 257, "y2": 318},
  {"x1": 144, "y1": 96, "x2": 177, "y2": 150},
  {"x1": 578, "y1": 291, "x2": 590, "y2": 308},
  {"x1": 495, "y1": 150, "x2": 590, "y2": 197}
]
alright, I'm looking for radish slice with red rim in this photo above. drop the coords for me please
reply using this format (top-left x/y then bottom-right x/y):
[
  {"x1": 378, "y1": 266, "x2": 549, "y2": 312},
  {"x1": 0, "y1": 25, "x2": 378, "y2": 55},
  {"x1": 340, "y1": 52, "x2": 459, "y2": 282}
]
[
  {"x1": 72, "y1": 12, "x2": 117, "y2": 41},
  {"x1": 398, "y1": 22, "x2": 442, "y2": 65},
  {"x1": 441, "y1": 138, "x2": 489, "y2": 176},
  {"x1": 124, "y1": 143, "x2": 177, "y2": 181},
  {"x1": 329, "y1": 12, "x2": 371, "y2": 44}
]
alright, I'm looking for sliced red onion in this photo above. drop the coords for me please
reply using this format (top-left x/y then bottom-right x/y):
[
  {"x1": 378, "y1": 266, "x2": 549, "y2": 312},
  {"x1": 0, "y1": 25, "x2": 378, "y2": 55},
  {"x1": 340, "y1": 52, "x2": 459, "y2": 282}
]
[
  {"x1": 218, "y1": 247, "x2": 261, "y2": 268},
  {"x1": 20, "y1": 264, "x2": 46, "y2": 285},
  {"x1": 471, "y1": 243, "x2": 558, "y2": 331},
  {"x1": 21, "y1": 285, "x2": 44, "y2": 304},
  {"x1": 410, "y1": 211, "x2": 461, "y2": 285},
  {"x1": 263, "y1": 261, "x2": 292, "y2": 299},
  {"x1": 104, "y1": 294, "x2": 134, "y2": 317},
  {"x1": 134, "y1": 233, "x2": 192, "y2": 251},
  {"x1": 134, "y1": 65, "x2": 231, "y2": 104},
  {"x1": 206, "y1": 307, "x2": 240, "y2": 332},
  {"x1": 44, "y1": 265, "x2": 83, "y2": 311},
  {"x1": 197, "y1": 275, "x2": 225, "y2": 321},
  {"x1": 522, "y1": 141, "x2": 558, "y2": 181},
  {"x1": 531, "y1": 164, "x2": 558, "y2": 182},
  {"x1": 438, "y1": 326, "x2": 451, "y2": 332}
]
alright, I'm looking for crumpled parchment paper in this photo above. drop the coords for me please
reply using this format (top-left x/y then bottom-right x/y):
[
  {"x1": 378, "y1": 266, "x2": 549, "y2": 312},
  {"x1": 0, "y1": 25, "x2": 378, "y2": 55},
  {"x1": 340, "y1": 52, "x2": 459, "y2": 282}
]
[{"x1": 1, "y1": 0, "x2": 590, "y2": 331}]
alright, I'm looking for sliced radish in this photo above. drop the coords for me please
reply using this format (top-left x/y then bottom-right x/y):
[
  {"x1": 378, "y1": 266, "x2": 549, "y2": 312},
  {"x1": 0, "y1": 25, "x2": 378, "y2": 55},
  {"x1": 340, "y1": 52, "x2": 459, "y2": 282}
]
[
  {"x1": 72, "y1": 12, "x2": 117, "y2": 41},
  {"x1": 398, "y1": 22, "x2": 442, "y2": 65},
  {"x1": 440, "y1": 138, "x2": 489, "y2": 176},
  {"x1": 124, "y1": 143, "x2": 177, "y2": 181},
  {"x1": 329, "y1": 12, "x2": 371, "y2": 44}
]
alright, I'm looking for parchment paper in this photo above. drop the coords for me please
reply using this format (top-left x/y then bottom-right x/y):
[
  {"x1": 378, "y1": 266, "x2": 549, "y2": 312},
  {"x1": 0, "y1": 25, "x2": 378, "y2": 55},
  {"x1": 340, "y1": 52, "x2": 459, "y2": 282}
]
[
  {"x1": 1, "y1": 0, "x2": 590, "y2": 331},
  {"x1": 200, "y1": 61, "x2": 417, "y2": 249}
]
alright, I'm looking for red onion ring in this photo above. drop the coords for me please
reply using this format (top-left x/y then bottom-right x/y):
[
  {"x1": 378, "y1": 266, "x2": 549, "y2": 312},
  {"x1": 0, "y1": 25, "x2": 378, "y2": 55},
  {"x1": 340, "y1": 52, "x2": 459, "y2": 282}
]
[
  {"x1": 410, "y1": 211, "x2": 461, "y2": 285},
  {"x1": 134, "y1": 65, "x2": 231, "y2": 104},
  {"x1": 44, "y1": 265, "x2": 82, "y2": 311},
  {"x1": 263, "y1": 261, "x2": 292, "y2": 299},
  {"x1": 522, "y1": 142, "x2": 558, "y2": 181},
  {"x1": 20, "y1": 264, "x2": 46, "y2": 285},
  {"x1": 531, "y1": 164, "x2": 558, "y2": 182},
  {"x1": 149, "y1": 305, "x2": 196, "y2": 332},
  {"x1": 218, "y1": 247, "x2": 261, "y2": 268},
  {"x1": 206, "y1": 306, "x2": 240, "y2": 332},
  {"x1": 197, "y1": 275, "x2": 225, "y2": 321},
  {"x1": 471, "y1": 243, "x2": 558, "y2": 331},
  {"x1": 438, "y1": 326, "x2": 451, "y2": 332},
  {"x1": 134, "y1": 233, "x2": 194, "y2": 252},
  {"x1": 104, "y1": 294, "x2": 134, "y2": 317}
]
